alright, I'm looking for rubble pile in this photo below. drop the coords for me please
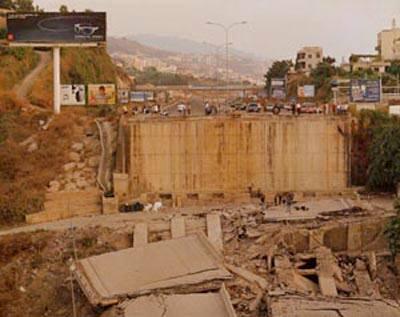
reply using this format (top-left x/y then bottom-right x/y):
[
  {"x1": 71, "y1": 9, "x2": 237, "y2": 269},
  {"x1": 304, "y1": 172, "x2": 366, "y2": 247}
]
[{"x1": 47, "y1": 126, "x2": 101, "y2": 193}]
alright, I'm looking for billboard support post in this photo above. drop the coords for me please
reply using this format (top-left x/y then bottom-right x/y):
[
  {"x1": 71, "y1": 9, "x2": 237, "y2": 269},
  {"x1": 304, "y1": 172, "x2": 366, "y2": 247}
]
[{"x1": 53, "y1": 47, "x2": 61, "y2": 114}]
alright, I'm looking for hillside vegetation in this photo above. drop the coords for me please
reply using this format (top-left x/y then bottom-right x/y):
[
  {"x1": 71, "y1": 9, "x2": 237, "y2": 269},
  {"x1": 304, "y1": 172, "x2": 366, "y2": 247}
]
[
  {"x1": 29, "y1": 47, "x2": 127, "y2": 108},
  {"x1": 0, "y1": 48, "x2": 39, "y2": 91}
]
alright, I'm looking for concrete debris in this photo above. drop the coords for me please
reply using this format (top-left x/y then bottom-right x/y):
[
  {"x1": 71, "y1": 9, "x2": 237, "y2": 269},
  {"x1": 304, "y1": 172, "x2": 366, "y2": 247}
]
[
  {"x1": 207, "y1": 214, "x2": 223, "y2": 252},
  {"x1": 270, "y1": 296, "x2": 400, "y2": 317},
  {"x1": 171, "y1": 217, "x2": 186, "y2": 239},
  {"x1": 133, "y1": 223, "x2": 148, "y2": 247},
  {"x1": 102, "y1": 286, "x2": 236, "y2": 317},
  {"x1": 264, "y1": 198, "x2": 366, "y2": 222},
  {"x1": 225, "y1": 264, "x2": 268, "y2": 290},
  {"x1": 75, "y1": 233, "x2": 232, "y2": 306},
  {"x1": 354, "y1": 258, "x2": 380, "y2": 298},
  {"x1": 316, "y1": 247, "x2": 341, "y2": 297}
]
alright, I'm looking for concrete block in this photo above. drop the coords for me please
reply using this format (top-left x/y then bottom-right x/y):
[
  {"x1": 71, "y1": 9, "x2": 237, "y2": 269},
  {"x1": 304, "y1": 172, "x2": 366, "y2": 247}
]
[
  {"x1": 113, "y1": 173, "x2": 129, "y2": 199},
  {"x1": 134, "y1": 223, "x2": 148, "y2": 247},
  {"x1": 206, "y1": 214, "x2": 223, "y2": 252},
  {"x1": 102, "y1": 196, "x2": 119, "y2": 215},
  {"x1": 171, "y1": 217, "x2": 186, "y2": 239},
  {"x1": 348, "y1": 223, "x2": 362, "y2": 252}
]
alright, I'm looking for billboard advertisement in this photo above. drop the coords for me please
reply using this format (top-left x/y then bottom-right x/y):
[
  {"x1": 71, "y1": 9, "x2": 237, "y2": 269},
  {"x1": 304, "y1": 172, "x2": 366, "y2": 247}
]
[
  {"x1": 7, "y1": 12, "x2": 106, "y2": 43},
  {"x1": 60, "y1": 85, "x2": 85, "y2": 106},
  {"x1": 88, "y1": 84, "x2": 116, "y2": 105},
  {"x1": 350, "y1": 79, "x2": 381, "y2": 103},
  {"x1": 130, "y1": 91, "x2": 155, "y2": 103},
  {"x1": 298, "y1": 85, "x2": 315, "y2": 98},
  {"x1": 118, "y1": 88, "x2": 130, "y2": 104},
  {"x1": 270, "y1": 78, "x2": 286, "y2": 99}
]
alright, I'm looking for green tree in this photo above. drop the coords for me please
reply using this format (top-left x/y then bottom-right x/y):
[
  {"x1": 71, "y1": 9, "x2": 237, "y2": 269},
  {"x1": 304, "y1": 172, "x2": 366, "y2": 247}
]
[
  {"x1": 59, "y1": 4, "x2": 68, "y2": 13},
  {"x1": 385, "y1": 200, "x2": 400, "y2": 259},
  {"x1": 0, "y1": 0, "x2": 14, "y2": 9},
  {"x1": 264, "y1": 60, "x2": 292, "y2": 92},
  {"x1": 367, "y1": 120, "x2": 400, "y2": 192},
  {"x1": 13, "y1": 0, "x2": 34, "y2": 11},
  {"x1": 387, "y1": 61, "x2": 400, "y2": 78}
]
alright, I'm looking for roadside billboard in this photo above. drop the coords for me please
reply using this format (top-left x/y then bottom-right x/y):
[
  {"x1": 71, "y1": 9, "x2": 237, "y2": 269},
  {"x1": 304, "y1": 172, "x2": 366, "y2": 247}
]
[
  {"x1": 118, "y1": 88, "x2": 130, "y2": 104},
  {"x1": 350, "y1": 79, "x2": 381, "y2": 103},
  {"x1": 7, "y1": 12, "x2": 106, "y2": 44},
  {"x1": 270, "y1": 78, "x2": 286, "y2": 99},
  {"x1": 88, "y1": 84, "x2": 116, "y2": 105},
  {"x1": 130, "y1": 91, "x2": 155, "y2": 103},
  {"x1": 60, "y1": 85, "x2": 85, "y2": 106},
  {"x1": 298, "y1": 85, "x2": 315, "y2": 98}
]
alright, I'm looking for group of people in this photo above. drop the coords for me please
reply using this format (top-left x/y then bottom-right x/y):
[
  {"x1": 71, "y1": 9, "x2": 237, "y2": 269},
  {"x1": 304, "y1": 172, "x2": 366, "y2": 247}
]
[{"x1": 204, "y1": 101, "x2": 219, "y2": 116}]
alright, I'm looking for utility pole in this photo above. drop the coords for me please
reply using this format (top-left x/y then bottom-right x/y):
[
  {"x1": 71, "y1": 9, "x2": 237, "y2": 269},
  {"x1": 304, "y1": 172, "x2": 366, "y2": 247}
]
[{"x1": 53, "y1": 47, "x2": 61, "y2": 114}]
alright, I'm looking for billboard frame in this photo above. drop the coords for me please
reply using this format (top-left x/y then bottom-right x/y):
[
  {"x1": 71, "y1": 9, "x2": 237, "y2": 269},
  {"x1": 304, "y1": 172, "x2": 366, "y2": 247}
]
[{"x1": 6, "y1": 12, "x2": 107, "y2": 114}]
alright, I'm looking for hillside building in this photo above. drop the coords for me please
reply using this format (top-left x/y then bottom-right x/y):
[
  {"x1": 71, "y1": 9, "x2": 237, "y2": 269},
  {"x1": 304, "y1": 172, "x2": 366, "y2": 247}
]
[
  {"x1": 296, "y1": 46, "x2": 323, "y2": 74},
  {"x1": 377, "y1": 18, "x2": 400, "y2": 61}
]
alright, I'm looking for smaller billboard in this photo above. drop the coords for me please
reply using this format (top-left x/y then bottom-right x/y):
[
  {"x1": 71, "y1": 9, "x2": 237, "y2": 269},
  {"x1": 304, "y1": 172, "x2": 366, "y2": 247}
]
[
  {"x1": 61, "y1": 85, "x2": 86, "y2": 105},
  {"x1": 118, "y1": 88, "x2": 130, "y2": 104},
  {"x1": 298, "y1": 85, "x2": 315, "y2": 98},
  {"x1": 389, "y1": 105, "x2": 400, "y2": 117},
  {"x1": 130, "y1": 91, "x2": 155, "y2": 103},
  {"x1": 350, "y1": 79, "x2": 381, "y2": 103},
  {"x1": 270, "y1": 78, "x2": 286, "y2": 99},
  {"x1": 88, "y1": 84, "x2": 116, "y2": 105}
]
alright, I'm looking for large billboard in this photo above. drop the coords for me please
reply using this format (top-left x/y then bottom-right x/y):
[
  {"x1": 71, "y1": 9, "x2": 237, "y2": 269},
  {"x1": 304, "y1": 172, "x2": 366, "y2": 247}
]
[
  {"x1": 270, "y1": 78, "x2": 286, "y2": 99},
  {"x1": 88, "y1": 84, "x2": 116, "y2": 105},
  {"x1": 7, "y1": 12, "x2": 106, "y2": 44},
  {"x1": 61, "y1": 85, "x2": 85, "y2": 106},
  {"x1": 350, "y1": 79, "x2": 381, "y2": 103}
]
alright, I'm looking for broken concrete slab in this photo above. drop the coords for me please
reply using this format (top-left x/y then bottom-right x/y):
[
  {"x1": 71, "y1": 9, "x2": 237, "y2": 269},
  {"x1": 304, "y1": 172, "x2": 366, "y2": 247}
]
[
  {"x1": 354, "y1": 259, "x2": 380, "y2": 297},
  {"x1": 225, "y1": 264, "x2": 268, "y2": 290},
  {"x1": 270, "y1": 296, "x2": 400, "y2": 317},
  {"x1": 75, "y1": 233, "x2": 232, "y2": 306},
  {"x1": 111, "y1": 286, "x2": 236, "y2": 317},
  {"x1": 207, "y1": 214, "x2": 223, "y2": 252},
  {"x1": 316, "y1": 247, "x2": 340, "y2": 297},
  {"x1": 275, "y1": 255, "x2": 319, "y2": 294},
  {"x1": 171, "y1": 217, "x2": 186, "y2": 239},
  {"x1": 264, "y1": 198, "x2": 362, "y2": 222}
]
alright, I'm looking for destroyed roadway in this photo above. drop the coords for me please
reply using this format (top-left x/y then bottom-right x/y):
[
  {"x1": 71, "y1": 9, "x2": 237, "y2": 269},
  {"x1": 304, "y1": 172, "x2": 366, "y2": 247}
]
[{"x1": 66, "y1": 196, "x2": 400, "y2": 317}]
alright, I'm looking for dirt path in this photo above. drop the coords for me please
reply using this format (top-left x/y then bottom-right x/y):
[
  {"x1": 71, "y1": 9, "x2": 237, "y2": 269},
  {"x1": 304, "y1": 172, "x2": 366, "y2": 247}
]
[{"x1": 13, "y1": 50, "x2": 51, "y2": 100}]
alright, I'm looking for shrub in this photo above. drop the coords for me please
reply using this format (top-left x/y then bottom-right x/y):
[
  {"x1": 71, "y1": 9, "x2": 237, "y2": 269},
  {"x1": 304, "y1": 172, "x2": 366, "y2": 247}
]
[{"x1": 385, "y1": 200, "x2": 400, "y2": 259}]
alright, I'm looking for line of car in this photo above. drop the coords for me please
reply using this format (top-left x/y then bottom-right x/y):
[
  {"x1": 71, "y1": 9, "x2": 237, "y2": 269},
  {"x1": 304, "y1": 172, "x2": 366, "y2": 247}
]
[{"x1": 230, "y1": 102, "x2": 323, "y2": 115}]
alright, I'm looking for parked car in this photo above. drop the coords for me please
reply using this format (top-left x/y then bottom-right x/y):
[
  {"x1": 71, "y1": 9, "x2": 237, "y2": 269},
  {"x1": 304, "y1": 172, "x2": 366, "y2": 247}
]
[
  {"x1": 265, "y1": 104, "x2": 283, "y2": 115},
  {"x1": 300, "y1": 103, "x2": 322, "y2": 114},
  {"x1": 247, "y1": 103, "x2": 262, "y2": 113}
]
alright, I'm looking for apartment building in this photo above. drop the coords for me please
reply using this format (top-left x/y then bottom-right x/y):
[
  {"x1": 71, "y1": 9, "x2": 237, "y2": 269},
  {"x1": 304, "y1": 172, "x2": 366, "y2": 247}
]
[
  {"x1": 296, "y1": 46, "x2": 323, "y2": 73},
  {"x1": 377, "y1": 19, "x2": 400, "y2": 61}
]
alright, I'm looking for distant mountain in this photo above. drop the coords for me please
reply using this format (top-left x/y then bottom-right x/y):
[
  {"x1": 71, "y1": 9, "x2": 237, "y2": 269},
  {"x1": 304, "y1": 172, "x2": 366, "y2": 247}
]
[
  {"x1": 129, "y1": 34, "x2": 261, "y2": 60},
  {"x1": 107, "y1": 37, "x2": 173, "y2": 59}
]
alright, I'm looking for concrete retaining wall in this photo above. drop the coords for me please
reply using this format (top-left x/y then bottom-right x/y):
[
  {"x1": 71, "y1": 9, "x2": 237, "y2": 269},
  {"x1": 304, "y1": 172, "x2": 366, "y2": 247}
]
[{"x1": 122, "y1": 115, "x2": 351, "y2": 198}]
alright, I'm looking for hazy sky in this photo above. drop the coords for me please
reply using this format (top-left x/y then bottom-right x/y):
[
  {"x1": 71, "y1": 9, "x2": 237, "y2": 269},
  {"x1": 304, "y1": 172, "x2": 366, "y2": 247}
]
[{"x1": 35, "y1": 0, "x2": 400, "y2": 61}]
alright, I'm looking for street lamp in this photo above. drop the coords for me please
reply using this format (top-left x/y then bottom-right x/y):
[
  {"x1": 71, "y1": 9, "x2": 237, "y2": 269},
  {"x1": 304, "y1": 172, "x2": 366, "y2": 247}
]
[{"x1": 206, "y1": 21, "x2": 247, "y2": 86}]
